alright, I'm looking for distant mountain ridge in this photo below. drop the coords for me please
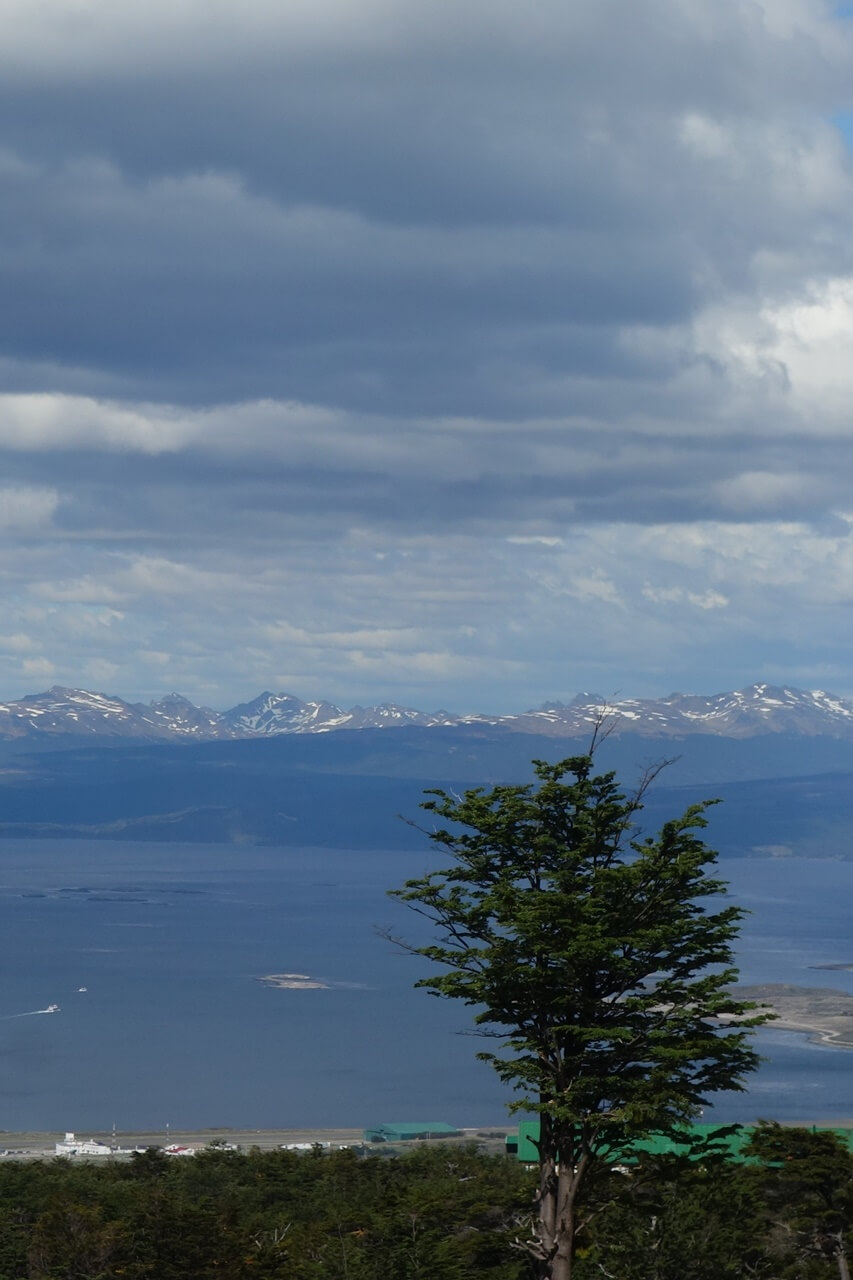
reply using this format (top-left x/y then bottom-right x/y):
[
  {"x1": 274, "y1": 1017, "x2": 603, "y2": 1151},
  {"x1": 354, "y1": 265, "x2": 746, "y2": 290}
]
[{"x1": 1, "y1": 682, "x2": 853, "y2": 745}]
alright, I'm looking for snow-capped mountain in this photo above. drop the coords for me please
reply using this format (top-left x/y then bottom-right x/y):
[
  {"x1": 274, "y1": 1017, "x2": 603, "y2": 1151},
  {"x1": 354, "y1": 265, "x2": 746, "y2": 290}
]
[
  {"x1": 486, "y1": 685, "x2": 853, "y2": 739},
  {"x1": 222, "y1": 691, "x2": 459, "y2": 735},
  {"x1": 0, "y1": 687, "x2": 241, "y2": 742},
  {"x1": 143, "y1": 693, "x2": 243, "y2": 739},
  {"x1": 2, "y1": 682, "x2": 853, "y2": 745}
]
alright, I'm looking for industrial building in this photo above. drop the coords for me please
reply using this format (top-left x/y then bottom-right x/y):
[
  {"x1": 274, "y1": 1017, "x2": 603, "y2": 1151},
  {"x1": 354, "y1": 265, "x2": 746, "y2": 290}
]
[
  {"x1": 363, "y1": 1122, "x2": 459, "y2": 1143},
  {"x1": 508, "y1": 1121, "x2": 853, "y2": 1163}
]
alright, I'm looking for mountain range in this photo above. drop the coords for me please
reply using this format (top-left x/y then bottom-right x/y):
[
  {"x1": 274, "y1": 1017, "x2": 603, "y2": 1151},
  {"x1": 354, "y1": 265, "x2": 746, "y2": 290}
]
[
  {"x1": 2, "y1": 681, "x2": 853, "y2": 745},
  {"x1": 2, "y1": 682, "x2": 853, "y2": 852}
]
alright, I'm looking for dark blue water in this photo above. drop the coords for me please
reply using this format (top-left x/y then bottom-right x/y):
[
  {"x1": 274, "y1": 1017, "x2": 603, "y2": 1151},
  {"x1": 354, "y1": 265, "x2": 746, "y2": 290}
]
[
  {"x1": 710, "y1": 857, "x2": 853, "y2": 1124},
  {"x1": 0, "y1": 842, "x2": 850, "y2": 1131}
]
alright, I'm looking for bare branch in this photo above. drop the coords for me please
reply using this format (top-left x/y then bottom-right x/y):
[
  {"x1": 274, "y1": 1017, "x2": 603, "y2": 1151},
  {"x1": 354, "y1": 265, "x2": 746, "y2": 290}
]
[{"x1": 587, "y1": 699, "x2": 622, "y2": 755}]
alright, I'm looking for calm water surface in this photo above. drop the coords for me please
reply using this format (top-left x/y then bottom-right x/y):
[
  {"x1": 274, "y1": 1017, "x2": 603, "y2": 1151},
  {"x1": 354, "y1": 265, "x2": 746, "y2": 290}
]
[{"x1": 0, "y1": 842, "x2": 850, "y2": 1131}]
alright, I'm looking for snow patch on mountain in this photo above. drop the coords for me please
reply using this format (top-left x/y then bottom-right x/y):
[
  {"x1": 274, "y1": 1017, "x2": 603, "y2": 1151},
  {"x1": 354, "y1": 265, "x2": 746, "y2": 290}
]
[{"x1": 1, "y1": 683, "x2": 853, "y2": 744}]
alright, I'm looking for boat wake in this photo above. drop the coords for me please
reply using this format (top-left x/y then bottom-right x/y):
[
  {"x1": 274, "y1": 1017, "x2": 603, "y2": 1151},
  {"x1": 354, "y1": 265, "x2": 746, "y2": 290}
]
[{"x1": 0, "y1": 1004, "x2": 60, "y2": 1019}]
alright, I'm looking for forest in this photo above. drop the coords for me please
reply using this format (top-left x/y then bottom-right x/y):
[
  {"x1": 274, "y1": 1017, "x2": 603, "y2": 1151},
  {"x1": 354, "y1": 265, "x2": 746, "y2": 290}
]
[{"x1": 1, "y1": 1124, "x2": 852, "y2": 1280}]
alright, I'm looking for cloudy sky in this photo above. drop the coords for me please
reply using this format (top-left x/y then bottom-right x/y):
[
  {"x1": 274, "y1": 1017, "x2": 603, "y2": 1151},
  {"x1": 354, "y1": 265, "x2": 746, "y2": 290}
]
[{"x1": 3, "y1": 0, "x2": 853, "y2": 712}]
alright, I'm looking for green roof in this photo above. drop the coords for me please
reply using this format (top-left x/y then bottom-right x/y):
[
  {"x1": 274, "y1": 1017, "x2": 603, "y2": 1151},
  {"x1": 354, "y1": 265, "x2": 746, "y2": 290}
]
[
  {"x1": 510, "y1": 1121, "x2": 853, "y2": 1164},
  {"x1": 364, "y1": 1122, "x2": 459, "y2": 1142}
]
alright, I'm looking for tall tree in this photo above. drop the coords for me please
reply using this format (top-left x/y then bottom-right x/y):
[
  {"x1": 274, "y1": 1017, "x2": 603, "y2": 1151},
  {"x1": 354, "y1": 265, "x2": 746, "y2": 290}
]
[{"x1": 390, "y1": 755, "x2": 765, "y2": 1280}]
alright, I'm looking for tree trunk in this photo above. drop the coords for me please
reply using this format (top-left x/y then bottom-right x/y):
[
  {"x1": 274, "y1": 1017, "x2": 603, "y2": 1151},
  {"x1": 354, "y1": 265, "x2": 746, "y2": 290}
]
[
  {"x1": 535, "y1": 1147, "x2": 559, "y2": 1276},
  {"x1": 535, "y1": 1137, "x2": 583, "y2": 1280},
  {"x1": 552, "y1": 1162, "x2": 579, "y2": 1280},
  {"x1": 836, "y1": 1244, "x2": 851, "y2": 1280}
]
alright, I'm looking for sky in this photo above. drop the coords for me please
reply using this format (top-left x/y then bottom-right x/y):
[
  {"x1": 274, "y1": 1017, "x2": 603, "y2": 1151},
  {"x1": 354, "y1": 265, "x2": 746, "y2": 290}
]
[{"x1": 3, "y1": 0, "x2": 853, "y2": 713}]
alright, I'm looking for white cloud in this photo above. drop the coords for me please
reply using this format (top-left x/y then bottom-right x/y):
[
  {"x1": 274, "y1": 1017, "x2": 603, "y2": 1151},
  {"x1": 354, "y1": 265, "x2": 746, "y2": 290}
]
[
  {"x1": 0, "y1": 0, "x2": 409, "y2": 76},
  {"x1": 713, "y1": 471, "x2": 823, "y2": 514},
  {"x1": 507, "y1": 535, "x2": 564, "y2": 547},
  {"x1": 0, "y1": 393, "x2": 190, "y2": 454},
  {"x1": 687, "y1": 590, "x2": 728, "y2": 610},
  {"x1": 265, "y1": 621, "x2": 424, "y2": 651},
  {"x1": 83, "y1": 658, "x2": 119, "y2": 684},
  {"x1": 20, "y1": 657, "x2": 55, "y2": 679},
  {"x1": 344, "y1": 649, "x2": 525, "y2": 680},
  {"x1": 565, "y1": 572, "x2": 624, "y2": 606},
  {"x1": 0, "y1": 486, "x2": 58, "y2": 530},
  {"x1": 0, "y1": 515, "x2": 849, "y2": 708},
  {"x1": 0, "y1": 632, "x2": 35, "y2": 652},
  {"x1": 30, "y1": 576, "x2": 123, "y2": 604},
  {"x1": 678, "y1": 113, "x2": 733, "y2": 160},
  {"x1": 136, "y1": 649, "x2": 171, "y2": 665}
]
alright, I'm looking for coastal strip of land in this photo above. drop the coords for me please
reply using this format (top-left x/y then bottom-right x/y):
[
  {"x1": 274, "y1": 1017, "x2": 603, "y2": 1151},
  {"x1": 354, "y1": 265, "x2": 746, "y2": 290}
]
[
  {"x1": 736, "y1": 983, "x2": 853, "y2": 1049},
  {"x1": 0, "y1": 1126, "x2": 512, "y2": 1161}
]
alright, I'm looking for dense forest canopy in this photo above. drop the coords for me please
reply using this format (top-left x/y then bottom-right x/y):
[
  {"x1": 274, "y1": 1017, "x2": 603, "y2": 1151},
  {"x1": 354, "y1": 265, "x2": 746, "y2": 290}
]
[{"x1": 2, "y1": 1129, "x2": 853, "y2": 1278}]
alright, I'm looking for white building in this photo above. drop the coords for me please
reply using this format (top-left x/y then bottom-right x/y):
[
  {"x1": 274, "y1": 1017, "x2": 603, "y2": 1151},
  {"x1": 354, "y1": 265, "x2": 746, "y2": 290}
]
[{"x1": 55, "y1": 1132, "x2": 113, "y2": 1157}]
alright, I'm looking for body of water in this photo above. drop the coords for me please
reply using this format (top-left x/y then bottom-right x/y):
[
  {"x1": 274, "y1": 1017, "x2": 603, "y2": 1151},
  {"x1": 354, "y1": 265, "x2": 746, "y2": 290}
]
[{"x1": 0, "y1": 841, "x2": 849, "y2": 1131}]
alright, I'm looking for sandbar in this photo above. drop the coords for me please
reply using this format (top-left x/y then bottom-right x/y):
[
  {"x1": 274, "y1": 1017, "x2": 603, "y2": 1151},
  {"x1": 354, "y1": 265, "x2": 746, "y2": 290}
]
[
  {"x1": 257, "y1": 972, "x2": 329, "y2": 990},
  {"x1": 735, "y1": 983, "x2": 853, "y2": 1049}
]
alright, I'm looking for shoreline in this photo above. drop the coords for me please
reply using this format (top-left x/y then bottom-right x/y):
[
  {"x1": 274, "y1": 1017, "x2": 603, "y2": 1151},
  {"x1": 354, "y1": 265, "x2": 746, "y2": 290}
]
[
  {"x1": 736, "y1": 984, "x2": 853, "y2": 1052},
  {"x1": 763, "y1": 1018, "x2": 853, "y2": 1051},
  {"x1": 0, "y1": 1125, "x2": 512, "y2": 1161}
]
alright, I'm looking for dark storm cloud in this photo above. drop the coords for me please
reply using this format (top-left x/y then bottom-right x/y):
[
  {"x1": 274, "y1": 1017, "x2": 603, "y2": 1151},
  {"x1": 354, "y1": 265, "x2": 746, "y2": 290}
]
[
  {"x1": 0, "y1": 150, "x2": 700, "y2": 413},
  {"x1": 0, "y1": 0, "x2": 848, "y2": 415},
  {"x1": 2, "y1": 0, "x2": 853, "y2": 705}
]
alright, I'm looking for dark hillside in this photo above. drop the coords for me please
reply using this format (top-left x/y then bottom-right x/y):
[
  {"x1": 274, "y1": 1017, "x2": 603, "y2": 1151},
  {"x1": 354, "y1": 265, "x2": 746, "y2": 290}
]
[{"x1": 0, "y1": 729, "x2": 851, "y2": 852}]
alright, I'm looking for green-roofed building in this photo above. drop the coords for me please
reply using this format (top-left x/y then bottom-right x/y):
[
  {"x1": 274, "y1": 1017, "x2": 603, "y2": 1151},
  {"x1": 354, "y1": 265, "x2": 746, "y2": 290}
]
[
  {"x1": 508, "y1": 1121, "x2": 853, "y2": 1164},
  {"x1": 364, "y1": 1122, "x2": 460, "y2": 1143}
]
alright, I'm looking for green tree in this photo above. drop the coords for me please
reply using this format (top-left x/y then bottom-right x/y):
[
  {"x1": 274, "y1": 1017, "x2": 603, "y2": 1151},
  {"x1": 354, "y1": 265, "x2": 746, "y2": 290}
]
[
  {"x1": 574, "y1": 1152, "x2": 773, "y2": 1279},
  {"x1": 390, "y1": 755, "x2": 765, "y2": 1280},
  {"x1": 744, "y1": 1122, "x2": 853, "y2": 1279},
  {"x1": 27, "y1": 1200, "x2": 129, "y2": 1280}
]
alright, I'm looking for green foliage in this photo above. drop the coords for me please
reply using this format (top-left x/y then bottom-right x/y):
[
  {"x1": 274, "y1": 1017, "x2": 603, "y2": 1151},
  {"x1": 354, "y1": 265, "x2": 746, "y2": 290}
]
[
  {"x1": 573, "y1": 1155, "x2": 774, "y2": 1279},
  {"x1": 5, "y1": 1131, "x2": 853, "y2": 1280},
  {"x1": 743, "y1": 1122, "x2": 853, "y2": 1277},
  {"x1": 393, "y1": 756, "x2": 763, "y2": 1152},
  {"x1": 391, "y1": 755, "x2": 766, "y2": 1276},
  {"x1": 0, "y1": 1145, "x2": 533, "y2": 1280}
]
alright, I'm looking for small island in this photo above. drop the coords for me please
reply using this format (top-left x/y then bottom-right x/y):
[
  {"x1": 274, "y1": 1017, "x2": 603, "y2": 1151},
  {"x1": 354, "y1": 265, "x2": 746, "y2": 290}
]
[
  {"x1": 257, "y1": 972, "x2": 330, "y2": 990},
  {"x1": 735, "y1": 984, "x2": 853, "y2": 1049}
]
